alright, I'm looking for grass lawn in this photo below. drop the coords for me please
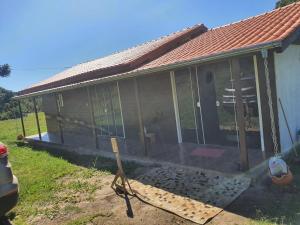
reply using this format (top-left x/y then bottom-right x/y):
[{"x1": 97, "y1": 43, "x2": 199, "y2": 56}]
[
  {"x1": 1, "y1": 114, "x2": 300, "y2": 225},
  {"x1": 0, "y1": 114, "x2": 138, "y2": 225}
]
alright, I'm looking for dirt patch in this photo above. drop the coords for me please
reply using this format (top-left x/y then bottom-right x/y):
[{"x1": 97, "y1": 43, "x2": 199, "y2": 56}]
[
  {"x1": 34, "y1": 175, "x2": 198, "y2": 225},
  {"x1": 28, "y1": 162, "x2": 300, "y2": 225}
]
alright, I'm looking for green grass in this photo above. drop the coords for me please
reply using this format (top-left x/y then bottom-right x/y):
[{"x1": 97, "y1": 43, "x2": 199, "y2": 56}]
[
  {"x1": 0, "y1": 115, "x2": 112, "y2": 224},
  {"x1": 0, "y1": 117, "x2": 70, "y2": 223},
  {"x1": 2, "y1": 113, "x2": 300, "y2": 225},
  {"x1": 0, "y1": 113, "x2": 140, "y2": 225},
  {"x1": 10, "y1": 147, "x2": 80, "y2": 222}
]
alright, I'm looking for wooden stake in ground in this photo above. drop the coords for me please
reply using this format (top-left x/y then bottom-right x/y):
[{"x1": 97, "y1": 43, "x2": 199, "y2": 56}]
[{"x1": 111, "y1": 138, "x2": 134, "y2": 195}]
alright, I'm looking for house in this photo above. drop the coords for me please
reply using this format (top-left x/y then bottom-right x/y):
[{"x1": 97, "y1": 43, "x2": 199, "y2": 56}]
[{"x1": 16, "y1": 3, "x2": 300, "y2": 173}]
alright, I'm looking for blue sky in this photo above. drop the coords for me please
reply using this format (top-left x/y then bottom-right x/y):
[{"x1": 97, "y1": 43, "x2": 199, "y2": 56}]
[{"x1": 0, "y1": 0, "x2": 276, "y2": 92}]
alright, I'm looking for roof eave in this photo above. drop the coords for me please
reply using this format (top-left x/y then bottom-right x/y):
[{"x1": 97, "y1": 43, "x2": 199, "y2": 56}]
[{"x1": 14, "y1": 40, "x2": 282, "y2": 100}]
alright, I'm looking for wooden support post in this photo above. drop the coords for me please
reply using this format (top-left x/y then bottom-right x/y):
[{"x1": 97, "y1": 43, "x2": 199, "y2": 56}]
[
  {"x1": 230, "y1": 58, "x2": 249, "y2": 171},
  {"x1": 18, "y1": 100, "x2": 26, "y2": 138},
  {"x1": 111, "y1": 138, "x2": 134, "y2": 195},
  {"x1": 33, "y1": 97, "x2": 42, "y2": 141},
  {"x1": 87, "y1": 86, "x2": 98, "y2": 149},
  {"x1": 133, "y1": 78, "x2": 147, "y2": 156}
]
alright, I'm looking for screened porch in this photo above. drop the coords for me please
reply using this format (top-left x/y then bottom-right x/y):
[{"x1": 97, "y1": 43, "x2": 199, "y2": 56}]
[{"x1": 18, "y1": 53, "x2": 277, "y2": 174}]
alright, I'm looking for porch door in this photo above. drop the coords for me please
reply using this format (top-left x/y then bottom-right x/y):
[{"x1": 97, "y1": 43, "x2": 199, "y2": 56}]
[
  {"x1": 174, "y1": 68, "x2": 204, "y2": 144},
  {"x1": 196, "y1": 66, "x2": 221, "y2": 144}
]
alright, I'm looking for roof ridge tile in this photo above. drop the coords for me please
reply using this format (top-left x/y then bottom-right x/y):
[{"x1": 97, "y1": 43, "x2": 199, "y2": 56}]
[{"x1": 74, "y1": 24, "x2": 203, "y2": 67}]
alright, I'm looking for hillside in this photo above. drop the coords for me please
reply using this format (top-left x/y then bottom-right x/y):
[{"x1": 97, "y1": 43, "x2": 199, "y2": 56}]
[
  {"x1": 0, "y1": 87, "x2": 19, "y2": 120},
  {"x1": 0, "y1": 87, "x2": 14, "y2": 110}
]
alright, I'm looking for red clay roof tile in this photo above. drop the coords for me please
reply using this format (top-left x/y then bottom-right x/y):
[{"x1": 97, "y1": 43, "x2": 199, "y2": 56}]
[
  {"x1": 19, "y1": 2, "x2": 300, "y2": 96},
  {"x1": 139, "y1": 3, "x2": 300, "y2": 70}
]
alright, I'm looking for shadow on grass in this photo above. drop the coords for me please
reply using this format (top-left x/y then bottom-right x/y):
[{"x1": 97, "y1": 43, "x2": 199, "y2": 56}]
[{"x1": 16, "y1": 141, "x2": 143, "y2": 178}]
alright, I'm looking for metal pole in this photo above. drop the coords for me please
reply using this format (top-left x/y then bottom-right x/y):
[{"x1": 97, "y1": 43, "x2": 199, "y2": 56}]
[
  {"x1": 189, "y1": 67, "x2": 200, "y2": 144},
  {"x1": 170, "y1": 71, "x2": 182, "y2": 143},
  {"x1": 18, "y1": 100, "x2": 26, "y2": 137},
  {"x1": 195, "y1": 66, "x2": 206, "y2": 144},
  {"x1": 33, "y1": 97, "x2": 42, "y2": 141},
  {"x1": 253, "y1": 55, "x2": 266, "y2": 159}
]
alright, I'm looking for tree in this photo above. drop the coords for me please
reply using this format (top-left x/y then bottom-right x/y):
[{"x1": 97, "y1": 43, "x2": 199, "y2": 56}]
[
  {"x1": 275, "y1": 0, "x2": 299, "y2": 8},
  {"x1": 0, "y1": 64, "x2": 11, "y2": 77}
]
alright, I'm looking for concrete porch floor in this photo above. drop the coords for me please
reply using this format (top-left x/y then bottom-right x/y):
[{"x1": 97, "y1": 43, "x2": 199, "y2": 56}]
[
  {"x1": 27, "y1": 132, "x2": 265, "y2": 174},
  {"x1": 144, "y1": 142, "x2": 264, "y2": 174}
]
